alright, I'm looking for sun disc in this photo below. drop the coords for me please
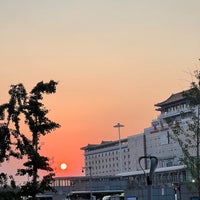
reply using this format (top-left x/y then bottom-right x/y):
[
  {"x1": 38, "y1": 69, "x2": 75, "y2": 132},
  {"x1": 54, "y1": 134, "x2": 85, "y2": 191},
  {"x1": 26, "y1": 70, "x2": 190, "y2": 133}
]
[{"x1": 60, "y1": 163, "x2": 67, "y2": 170}]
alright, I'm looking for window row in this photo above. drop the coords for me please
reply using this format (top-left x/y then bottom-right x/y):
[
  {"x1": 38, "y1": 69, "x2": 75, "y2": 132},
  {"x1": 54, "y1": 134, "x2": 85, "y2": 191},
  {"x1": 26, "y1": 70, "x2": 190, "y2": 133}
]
[
  {"x1": 86, "y1": 155, "x2": 131, "y2": 163},
  {"x1": 86, "y1": 149, "x2": 130, "y2": 159},
  {"x1": 86, "y1": 161, "x2": 131, "y2": 168}
]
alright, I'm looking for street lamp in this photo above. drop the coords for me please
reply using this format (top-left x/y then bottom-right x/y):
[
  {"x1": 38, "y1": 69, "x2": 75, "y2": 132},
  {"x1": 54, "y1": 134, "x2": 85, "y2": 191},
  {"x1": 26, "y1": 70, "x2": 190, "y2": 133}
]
[
  {"x1": 139, "y1": 156, "x2": 158, "y2": 200},
  {"x1": 114, "y1": 123, "x2": 124, "y2": 173},
  {"x1": 82, "y1": 166, "x2": 93, "y2": 200},
  {"x1": 172, "y1": 182, "x2": 182, "y2": 200}
]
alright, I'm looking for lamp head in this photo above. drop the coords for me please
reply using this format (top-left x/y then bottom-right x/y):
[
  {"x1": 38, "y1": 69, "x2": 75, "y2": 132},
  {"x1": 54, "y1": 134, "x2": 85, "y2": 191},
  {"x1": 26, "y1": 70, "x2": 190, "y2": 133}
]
[
  {"x1": 138, "y1": 156, "x2": 158, "y2": 185},
  {"x1": 149, "y1": 156, "x2": 158, "y2": 175},
  {"x1": 149, "y1": 156, "x2": 158, "y2": 183}
]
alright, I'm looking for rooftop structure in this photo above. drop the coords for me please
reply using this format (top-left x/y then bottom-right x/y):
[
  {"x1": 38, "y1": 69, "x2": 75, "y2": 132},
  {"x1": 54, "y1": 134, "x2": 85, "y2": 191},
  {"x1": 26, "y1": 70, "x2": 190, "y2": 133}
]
[
  {"x1": 155, "y1": 91, "x2": 187, "y2": 108},
  {"x1": 154, "y1": 90, "x2": 192, "y2": 125},
  {"x1": 81, "y1": 139, "x2": 127, "y2": 151}
]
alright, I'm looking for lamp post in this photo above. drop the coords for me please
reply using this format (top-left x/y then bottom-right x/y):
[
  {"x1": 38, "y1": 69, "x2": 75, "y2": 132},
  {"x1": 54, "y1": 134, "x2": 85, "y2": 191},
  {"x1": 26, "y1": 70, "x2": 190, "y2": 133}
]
[
  {"x1": 82, "y1": 166, "x2": 92, "y2": 200},
  {"x1": 139, "y1": 156, "x2": 158, "y2": 200},
  {"x1": 172, "y1": 182, "x2": 182, "y2": 200},
  {"x1": 114, "y1": 123, "x2": 124, "y2": 173}
]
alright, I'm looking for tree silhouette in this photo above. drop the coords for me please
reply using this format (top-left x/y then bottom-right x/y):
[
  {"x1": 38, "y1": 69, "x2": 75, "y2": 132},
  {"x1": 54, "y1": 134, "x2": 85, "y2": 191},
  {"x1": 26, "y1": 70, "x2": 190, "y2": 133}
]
[{"x1": 0, "y1": 80, "x2": 60, "y2": 199}]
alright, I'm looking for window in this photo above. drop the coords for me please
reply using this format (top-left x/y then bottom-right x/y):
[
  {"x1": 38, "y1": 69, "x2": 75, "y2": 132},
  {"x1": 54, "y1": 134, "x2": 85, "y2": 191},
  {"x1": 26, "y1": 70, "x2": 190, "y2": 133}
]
[{"x1": 166, "y1": 161, "x2": 173, "y2": 167}]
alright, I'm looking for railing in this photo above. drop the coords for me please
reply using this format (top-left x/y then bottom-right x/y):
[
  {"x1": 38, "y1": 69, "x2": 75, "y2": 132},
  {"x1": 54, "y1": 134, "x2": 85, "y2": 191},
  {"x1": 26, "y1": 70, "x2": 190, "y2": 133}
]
[
  {"x1": 52, "y1": 166, "x2": 187, "y2": 195},
  {"x1": 158, "y1": 108, "x2": 191, "y2": 120}
]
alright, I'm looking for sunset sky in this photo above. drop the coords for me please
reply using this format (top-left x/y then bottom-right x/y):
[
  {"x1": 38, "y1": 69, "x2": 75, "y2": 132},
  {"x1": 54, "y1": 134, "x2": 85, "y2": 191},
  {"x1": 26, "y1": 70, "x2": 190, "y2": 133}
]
[{"x1": 0, "y1": 0, "x2": 200, "y2": 182}]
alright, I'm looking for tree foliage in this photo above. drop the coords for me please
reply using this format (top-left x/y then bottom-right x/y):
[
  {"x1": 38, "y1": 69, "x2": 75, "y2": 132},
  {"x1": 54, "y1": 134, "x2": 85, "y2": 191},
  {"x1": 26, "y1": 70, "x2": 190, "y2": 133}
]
[
  {"x1": 171, "y1": 70, "x2": 200, "y2": 198},
  {"x1": 0, "y1": 80, "x2": 60, "y2": 199}
]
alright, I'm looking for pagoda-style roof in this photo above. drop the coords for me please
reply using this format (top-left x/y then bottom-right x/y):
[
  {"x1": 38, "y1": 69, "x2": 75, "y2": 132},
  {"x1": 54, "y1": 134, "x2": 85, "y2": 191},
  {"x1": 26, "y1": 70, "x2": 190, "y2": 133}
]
[
  {"x1": 155, "y1": 91, "x2": 186, "y2": 107},
  {"x1": 81, "y1": 139, "x2": 127, "y2": 151}
]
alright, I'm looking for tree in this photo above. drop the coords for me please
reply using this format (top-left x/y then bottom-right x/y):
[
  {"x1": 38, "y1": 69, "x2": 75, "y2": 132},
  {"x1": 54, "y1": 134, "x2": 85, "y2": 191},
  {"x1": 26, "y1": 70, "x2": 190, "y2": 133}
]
[
  {"x1": 0, "y1": 83, "x2": 27, "y2": 190},
  {"x1": 0, "y1": 80, "x2": 60, "y2": 199},
  {"x1": 171, "y1": 70, "x2": 200, "y2": 198}
]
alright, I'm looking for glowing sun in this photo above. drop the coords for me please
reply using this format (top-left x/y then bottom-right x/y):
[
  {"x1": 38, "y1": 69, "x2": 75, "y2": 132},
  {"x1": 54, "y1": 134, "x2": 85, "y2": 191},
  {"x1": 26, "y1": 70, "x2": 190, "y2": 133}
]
[{"x1": 60, "y1": 163, "x2": 67, "y2": 170}]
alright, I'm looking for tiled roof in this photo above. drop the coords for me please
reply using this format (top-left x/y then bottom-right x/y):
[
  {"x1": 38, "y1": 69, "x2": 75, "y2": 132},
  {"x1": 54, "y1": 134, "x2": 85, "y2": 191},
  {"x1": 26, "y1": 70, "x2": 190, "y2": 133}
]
[
  {"x1": 81, "y1": 139, "x2": 127, "y2": 151},
  {"x1": 155, "y1": 91, "x2": 186, "y2": 107},
  {"x1": 80, "y1": 141, "x2": 113, "y2": 150}
]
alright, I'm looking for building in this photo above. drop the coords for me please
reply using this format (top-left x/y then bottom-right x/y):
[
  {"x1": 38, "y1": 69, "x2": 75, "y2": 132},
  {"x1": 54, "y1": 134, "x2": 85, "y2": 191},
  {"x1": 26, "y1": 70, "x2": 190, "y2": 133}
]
[
  {"x1": 144, "y1": 91, "x2": 192, "y2": 169},
  {"x1": 81, "y1": 139, "x2": 129, "y2": 176},
  {"x1": 48, "y1": 89, "x2": 199, "y2": 200},
  {"x1": 81, "y1": 90, "x2": 193, "y2": 176}
]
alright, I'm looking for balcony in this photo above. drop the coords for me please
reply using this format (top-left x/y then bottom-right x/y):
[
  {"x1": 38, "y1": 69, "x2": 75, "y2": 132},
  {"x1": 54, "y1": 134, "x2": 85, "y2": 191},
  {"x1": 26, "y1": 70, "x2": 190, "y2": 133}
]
[{"x1": 158, "y1": 108, "x2": 191, "y2": 120}]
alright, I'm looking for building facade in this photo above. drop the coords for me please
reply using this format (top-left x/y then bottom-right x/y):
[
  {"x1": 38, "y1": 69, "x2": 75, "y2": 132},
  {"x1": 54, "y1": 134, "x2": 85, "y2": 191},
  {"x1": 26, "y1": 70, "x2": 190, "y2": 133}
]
[
  {"x1": 81, "y1": 90, "x2": 193, "y2": 176},
  {"x1": 81, "y1": 139, "x2": 129, "y2": 176}
]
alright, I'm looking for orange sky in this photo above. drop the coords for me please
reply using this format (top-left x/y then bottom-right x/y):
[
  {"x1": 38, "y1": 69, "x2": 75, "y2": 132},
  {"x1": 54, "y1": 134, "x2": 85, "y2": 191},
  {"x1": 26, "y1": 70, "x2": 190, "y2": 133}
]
[{"x1": 0, "y1": 1, "x2": 200, "y2": 182}]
